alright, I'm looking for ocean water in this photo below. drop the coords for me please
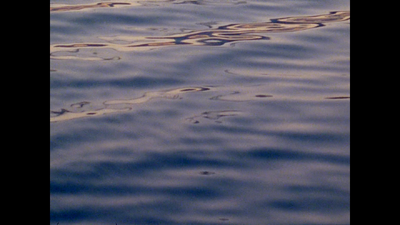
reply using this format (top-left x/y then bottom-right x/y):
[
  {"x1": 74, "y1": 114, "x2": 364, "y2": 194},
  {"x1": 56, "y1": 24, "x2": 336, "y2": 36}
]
[{"x1": 50, "y1": 1, "x2": 350, "y2": 224}]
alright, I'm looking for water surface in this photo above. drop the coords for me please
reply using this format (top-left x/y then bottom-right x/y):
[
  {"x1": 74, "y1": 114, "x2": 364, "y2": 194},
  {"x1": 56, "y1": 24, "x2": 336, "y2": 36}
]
[{"x1": 50, "y1": 1, "x2": 350, "y2": 224}]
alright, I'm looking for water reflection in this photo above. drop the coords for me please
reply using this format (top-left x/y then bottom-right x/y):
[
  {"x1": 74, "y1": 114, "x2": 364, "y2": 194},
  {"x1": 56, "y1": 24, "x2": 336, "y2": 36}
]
[
  {"x1": 199, "y1": 171, "x2": 216, "y2": 175},
  {"x1": 50, "y1": 86, "x2": 211, "y2": 123},
  {"x1": 50, "y1": 80, "x2": 349, "y2": 123},
  {"x1": 51, "y1": 1, "x2": 349, "y2": 224},
  {"x1": 272, "y1": 11, "x2": 350, "y2": 24},
  {"x1": 185, "y1": 110, "x2": 243, "y2": 124},
  {"x1": 50, "y1": 0, "x2": 246, "y2": 12},
  {"x1": 50, "y1": 83, "x2": 280, "y2": 123},
  {"x1": 50, "y1": 11, "x2": 349, "y2": 60},
  {"x1": 210, "y1": 91, "x2": 273, "y2": 102},
  {"x1": 50, "y1": 107, "x2": 131, "y2": 123},
  {"x1": 50, "y1": 2, "x2": 132, "y2": 12},
  {"x1": 324, "y1": 96, "x2": 350, "y2": 100}
]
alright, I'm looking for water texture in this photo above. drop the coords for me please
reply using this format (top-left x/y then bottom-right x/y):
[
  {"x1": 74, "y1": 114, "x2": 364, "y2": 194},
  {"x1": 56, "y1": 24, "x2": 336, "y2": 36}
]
[{"x1": 50, "y1": 1, "x2": 350, "y2": 224}]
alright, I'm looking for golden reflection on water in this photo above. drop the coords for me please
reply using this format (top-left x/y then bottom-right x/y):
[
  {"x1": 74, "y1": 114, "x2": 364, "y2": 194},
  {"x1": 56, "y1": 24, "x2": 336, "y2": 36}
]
[{"x1": 50, "y1": 11, "x2": 349, "y2": 60}]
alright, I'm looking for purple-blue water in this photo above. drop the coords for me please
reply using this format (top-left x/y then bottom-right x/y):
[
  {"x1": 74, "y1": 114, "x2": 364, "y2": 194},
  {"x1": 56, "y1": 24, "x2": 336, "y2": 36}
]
[{"x1": 50, "y1": 1, "x2": 350, "y2": 224}]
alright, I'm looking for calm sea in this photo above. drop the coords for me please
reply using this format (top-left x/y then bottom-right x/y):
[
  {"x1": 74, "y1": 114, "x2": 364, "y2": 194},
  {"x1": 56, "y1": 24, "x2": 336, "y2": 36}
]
[{"x1": 50, "y1": 1, "x2": 350, "y2": 224}]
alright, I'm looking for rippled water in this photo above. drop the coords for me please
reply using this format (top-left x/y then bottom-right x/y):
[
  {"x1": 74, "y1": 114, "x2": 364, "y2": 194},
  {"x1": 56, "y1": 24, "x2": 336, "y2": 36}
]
[{"x1": 50, "y1": 1, "x2": 350, "y2": 224}]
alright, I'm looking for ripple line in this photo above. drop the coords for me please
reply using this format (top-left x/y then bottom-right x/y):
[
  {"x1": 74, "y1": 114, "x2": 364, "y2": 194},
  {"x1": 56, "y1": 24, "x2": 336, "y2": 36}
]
[
  {"x1": 50, "y1": 86, "x2": 211, "y2": 123},
  {"x1": 50, "y1": 11, "x2": 349, "y2": 60},
  {"x1": 50, "y1": 2, "x2": 134, "y2": 12}
]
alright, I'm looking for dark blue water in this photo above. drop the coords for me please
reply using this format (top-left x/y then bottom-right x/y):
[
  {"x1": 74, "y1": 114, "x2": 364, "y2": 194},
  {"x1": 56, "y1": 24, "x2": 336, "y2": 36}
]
[{"x1": 50, "y1": 1, "x2": 350, "y2": 224}]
